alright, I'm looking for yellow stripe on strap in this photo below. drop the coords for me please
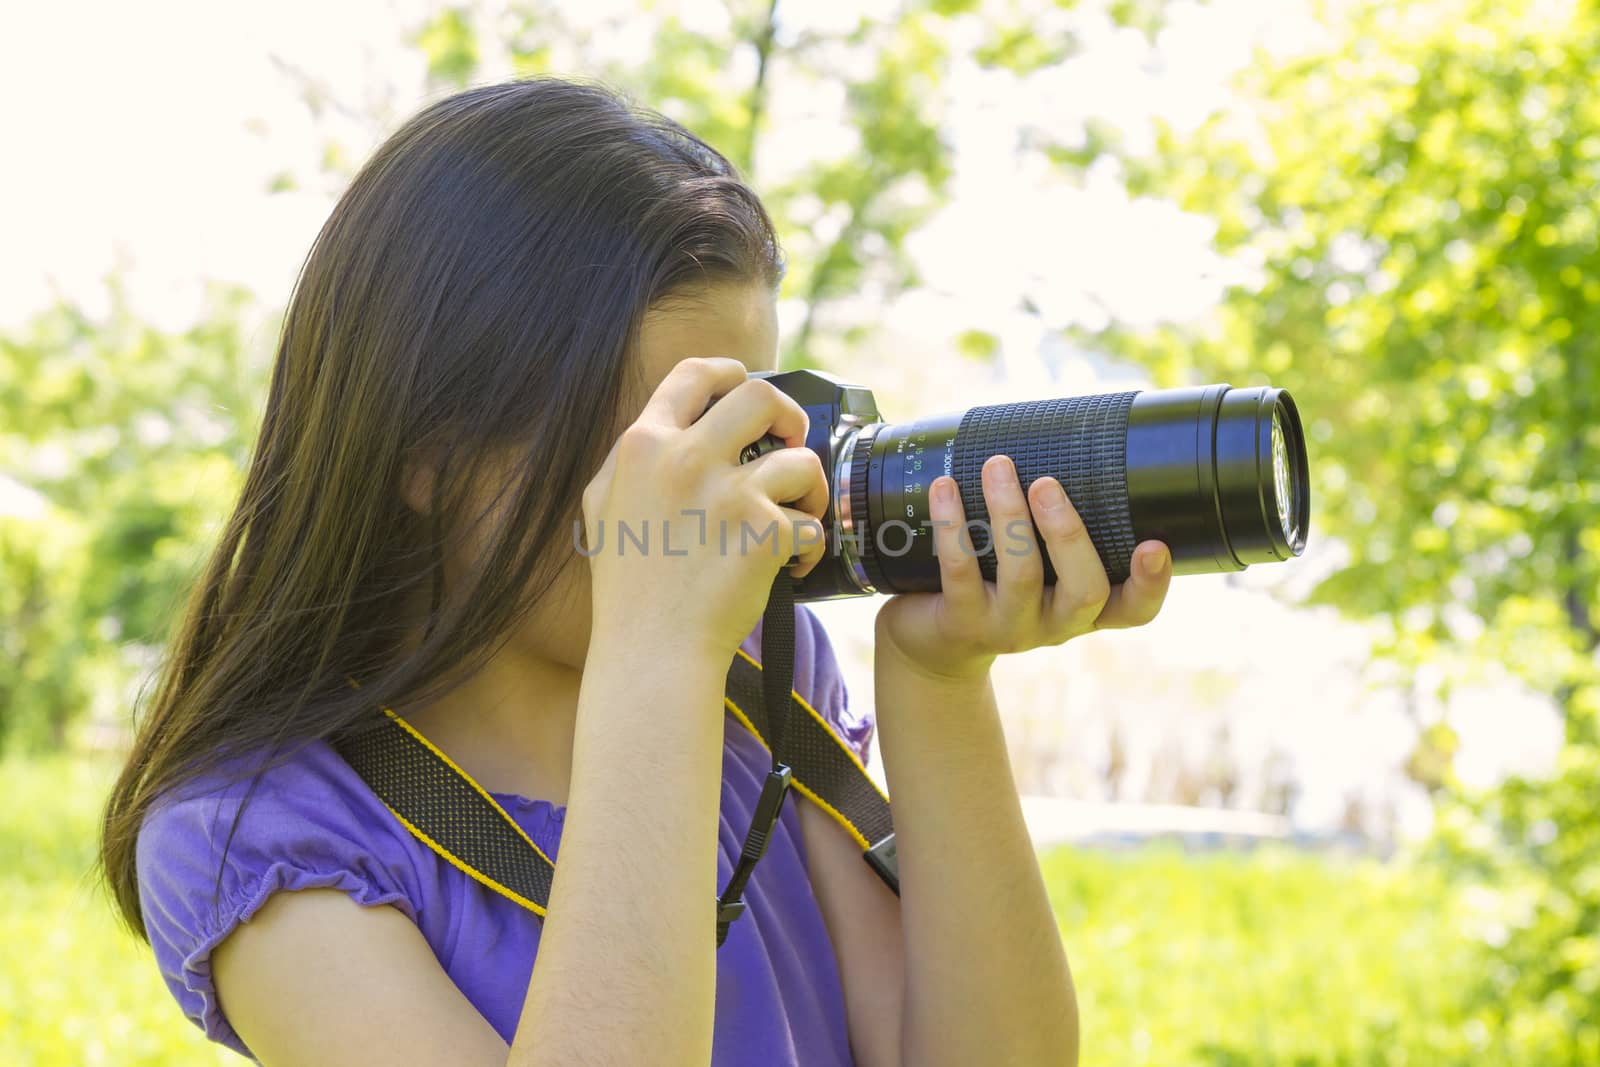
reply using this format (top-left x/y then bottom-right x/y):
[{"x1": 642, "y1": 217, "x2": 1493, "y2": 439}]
[
  {"x1": 378, "y1": 707, "x2": 557, "y2": 869},
  {"x1": 345, "y1": 673, "x2": 555, "y2": 914}
]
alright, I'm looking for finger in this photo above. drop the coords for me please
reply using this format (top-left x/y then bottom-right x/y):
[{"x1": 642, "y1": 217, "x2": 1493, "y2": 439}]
[
  {"x1": 691, "y1": 377, "x2": 809, "y2": 459},
  {"x1": 743, "y1": 446, "x2": 828, "y2": 518},
  {"x1": 985, "y1": 456, "x2": 1043, "y2": 622},
  {"x1": 724, "y1": 502, "x2": 795, "y2": 570},
  {"x1": 1094, "y1": 540, "x2": 1172, "y2": 630},
  {"x1": 1031, "y1": 477, "x2": 1112, "y2": 632},
  {"x1": 779, "y1": 505, "x2": 828, "y2": 578},
  {"x1": 639, "y1": 357, "x2": 751, "y2": 429},
  {"x1": 928, "y1": 475, "x2": 987, "y2": 619}
]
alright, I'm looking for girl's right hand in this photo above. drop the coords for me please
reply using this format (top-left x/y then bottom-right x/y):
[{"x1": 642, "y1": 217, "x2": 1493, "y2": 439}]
[{"x1": 581, "y1": 357, "x2": 829, "y2": 657}]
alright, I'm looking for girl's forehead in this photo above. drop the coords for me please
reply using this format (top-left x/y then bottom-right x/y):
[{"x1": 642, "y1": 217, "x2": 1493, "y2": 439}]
[{"x1": 635, "y1": 282, "x2": 779, "y2": 387}]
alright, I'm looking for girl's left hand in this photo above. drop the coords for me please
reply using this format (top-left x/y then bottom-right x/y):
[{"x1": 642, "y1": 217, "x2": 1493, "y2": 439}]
[{"x1": 876, "y1": 454, "x2": 1173, "y2": 684}]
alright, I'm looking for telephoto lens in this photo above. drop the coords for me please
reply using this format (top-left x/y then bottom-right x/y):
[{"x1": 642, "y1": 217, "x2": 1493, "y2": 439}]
[{"x1": 737, "y1": 370, "x2": 1309, "y2": 602}]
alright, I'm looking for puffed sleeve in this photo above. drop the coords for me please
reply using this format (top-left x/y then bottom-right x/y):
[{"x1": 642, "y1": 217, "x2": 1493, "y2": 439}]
[
  {"x1": 135, "y1": 742, "x2": 422, "y2": 1057},
  {"x1": 793, "y1": 605, "x2": 876, "y2": 768}
]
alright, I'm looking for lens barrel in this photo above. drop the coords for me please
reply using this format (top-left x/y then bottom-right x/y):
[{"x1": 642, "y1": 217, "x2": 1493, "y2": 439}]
[{"x1": 838, "y1": 383, "x2": 1308, "y2": 593}]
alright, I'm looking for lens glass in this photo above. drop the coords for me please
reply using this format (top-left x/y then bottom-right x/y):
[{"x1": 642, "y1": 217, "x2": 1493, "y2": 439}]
[{"x1": 1272, "y1": 411, "x2": 1296, "y2": 544}]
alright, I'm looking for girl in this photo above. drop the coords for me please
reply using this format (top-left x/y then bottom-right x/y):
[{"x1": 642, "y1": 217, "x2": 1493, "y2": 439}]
[{"x1": 100, "y1": 77, "x2": 1172, "y2": 1066}]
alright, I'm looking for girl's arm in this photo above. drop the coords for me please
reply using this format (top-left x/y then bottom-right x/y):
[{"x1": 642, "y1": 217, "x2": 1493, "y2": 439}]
[
  {"x1": 514, "y1": 358, "x2": 827, "y2": 1066},
  {"x1": 508, "y1": 630, "x2": 732, "y2": 1065},
  {"x1": 870, "y1": 637, "x2": 1078, "y2": 1067},
  {"x1": 804, "y1": 455, "x2": 1172, "y2": 1067}
]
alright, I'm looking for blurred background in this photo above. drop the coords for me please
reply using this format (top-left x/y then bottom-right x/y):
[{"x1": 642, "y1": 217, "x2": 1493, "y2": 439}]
[{"x1": 2, "y1": 0, "x2": 1595, "y2": 1062}]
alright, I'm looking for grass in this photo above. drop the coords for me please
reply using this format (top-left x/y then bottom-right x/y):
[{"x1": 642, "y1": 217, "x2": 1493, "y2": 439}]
[
  {"x1": 0, "y1": 753, "x2": 233, "y2": 1066},
  {"x1": 2, "y1": 752, "x2": 1494, "y2": 1065},
  {"x1": 1040, "y1": 847, "x2": 1490, "y2": 1065}
]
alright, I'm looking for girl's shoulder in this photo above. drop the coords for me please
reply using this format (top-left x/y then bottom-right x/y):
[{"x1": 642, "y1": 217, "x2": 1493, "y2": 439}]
[{"x1": 136, "y1": 737, "x2": 424, "y2": 1055}]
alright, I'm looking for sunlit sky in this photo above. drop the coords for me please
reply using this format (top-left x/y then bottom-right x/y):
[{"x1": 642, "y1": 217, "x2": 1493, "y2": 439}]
[{"x1": 1, "y1": 0, "x2": 1562, "y2": 836}]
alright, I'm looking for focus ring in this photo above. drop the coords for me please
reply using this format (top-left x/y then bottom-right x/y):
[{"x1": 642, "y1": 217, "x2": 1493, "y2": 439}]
[
  {"x1": 951, "y1": 392, "x2": 1140, "y2": 585},
  {"x1": 847, "y1": 424, "x2": 886, "y2": 591}
]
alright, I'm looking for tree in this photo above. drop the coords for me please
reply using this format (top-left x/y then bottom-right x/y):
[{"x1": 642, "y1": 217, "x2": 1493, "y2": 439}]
[
  {"x1": 403, "y1": 0, "x2": 962, "y2": 368},
  {"x1": 1093, "y1": 1, "x2": 1599, "y2": 1059},
  {"x1": 0, "y1": 282, "x2": 264, "y2": 749},
  {"x1": 388, "y1": 0, "x2": 1185, "y2": 366}
]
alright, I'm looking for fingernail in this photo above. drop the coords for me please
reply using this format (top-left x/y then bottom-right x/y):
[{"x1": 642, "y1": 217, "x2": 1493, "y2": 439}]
[
  {"x1": 989, "y1": 457, "x2": 1017, "y2": 487},
  {"x1": 1038, "y1": 479, "x2": 1066, "y2": 513},
  {"x1": 934, "y1": 478, "x2": 955, "y2": 505},
  {"x1": 1141, "y1": 548, "x2": 1170, "y2": 578}
]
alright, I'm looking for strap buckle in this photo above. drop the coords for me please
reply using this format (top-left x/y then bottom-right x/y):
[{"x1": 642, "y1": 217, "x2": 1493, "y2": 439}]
[
  {"x1": 740, "y1": 765, "x2": 793, "y2": 864},
  {"x1": 715, "y1": 766, "x2": 794, "y2": 946},
  {"x1": 863, "y1": 832, "x2": 899, "y2": 892}
]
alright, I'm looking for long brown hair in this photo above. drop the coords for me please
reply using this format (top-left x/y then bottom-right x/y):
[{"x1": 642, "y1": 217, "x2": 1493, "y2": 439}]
[{"x1": 100, "y1": 77, "x2": 783, "y2": 938}]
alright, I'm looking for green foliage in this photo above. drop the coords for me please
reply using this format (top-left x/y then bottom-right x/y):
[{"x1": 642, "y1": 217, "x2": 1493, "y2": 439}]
[
  {"x1": 0, "y1": 513, "x2": 93, "y2": 749},
  {"x1": 1107, "y1": 0, "x2": 1598, "y2": 675},
  {"x1": 1092, "y1": 1, "x2": 1600, "y2": 1057},
  {"x1": 957, "y1": 328, "x2": 1002, "y2": 361},
  {"x1": 412, "y1": 6, "x2": 479, "y2": 85},
  {"x1": 974, "y1": 21, "x2": 1075, "y2": 73},
  {"x1": 0, "y1": 282, "x2": 265, "y2": 750}
]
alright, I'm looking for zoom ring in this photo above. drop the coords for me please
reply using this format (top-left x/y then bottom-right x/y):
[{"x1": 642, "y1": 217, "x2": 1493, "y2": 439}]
[{"x1": 951, "y1": 392, "x2": 1141, "y2": 585}]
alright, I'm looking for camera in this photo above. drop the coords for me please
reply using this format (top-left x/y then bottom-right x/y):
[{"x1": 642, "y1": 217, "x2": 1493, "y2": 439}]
[{"x1": 741, "y1": 370, "x2": 1310, "y2": 603}]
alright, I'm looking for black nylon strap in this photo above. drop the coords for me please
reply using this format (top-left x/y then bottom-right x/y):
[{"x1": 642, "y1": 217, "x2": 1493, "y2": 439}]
[
  {"x1": 761, "y1": 575, "x2": 797, "y2": 760},
  {"x1": 721, "y1": 653, "x2": 894, "y2": 847},
  {"x1": 334, "y1": 708, "x2": 555, "y2": 915},
  {"x1": 335, "y1": 591, "x2": 898, "y2": 948},
  {"x1": 715, "y1": 573, "x2": 799, "y2": 945}
]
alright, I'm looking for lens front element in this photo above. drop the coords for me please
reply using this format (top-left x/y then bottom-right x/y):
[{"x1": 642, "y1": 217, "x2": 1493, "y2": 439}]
[{"x1": 1272, "y1": 411, "x2": 1296, "y2": 547}]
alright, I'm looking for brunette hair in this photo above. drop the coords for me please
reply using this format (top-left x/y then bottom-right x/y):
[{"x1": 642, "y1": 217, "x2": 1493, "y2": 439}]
[{"x1": 100, "y1": 76, "x2": 783, "y2": 937}]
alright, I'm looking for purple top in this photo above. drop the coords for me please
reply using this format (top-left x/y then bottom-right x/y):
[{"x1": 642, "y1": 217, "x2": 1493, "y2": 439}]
[{"x1": 137, "y1": 606, "x2": 875, "y2": 1064}]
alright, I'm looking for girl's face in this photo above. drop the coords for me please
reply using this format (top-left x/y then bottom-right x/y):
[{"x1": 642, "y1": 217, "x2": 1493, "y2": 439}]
[{"x1": 429, "y1": 280, "x2": 780, "y2": 670}]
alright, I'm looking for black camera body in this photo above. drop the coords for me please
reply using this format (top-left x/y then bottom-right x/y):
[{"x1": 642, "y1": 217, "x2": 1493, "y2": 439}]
[{"x1": 746, "y1": 369, "x2": 883, "y2": 601}]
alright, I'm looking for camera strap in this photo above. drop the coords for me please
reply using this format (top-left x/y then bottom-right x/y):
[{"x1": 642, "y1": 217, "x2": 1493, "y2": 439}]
[{"x1": 335, "y1": 575, "x2": 898, "y2": 946}]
